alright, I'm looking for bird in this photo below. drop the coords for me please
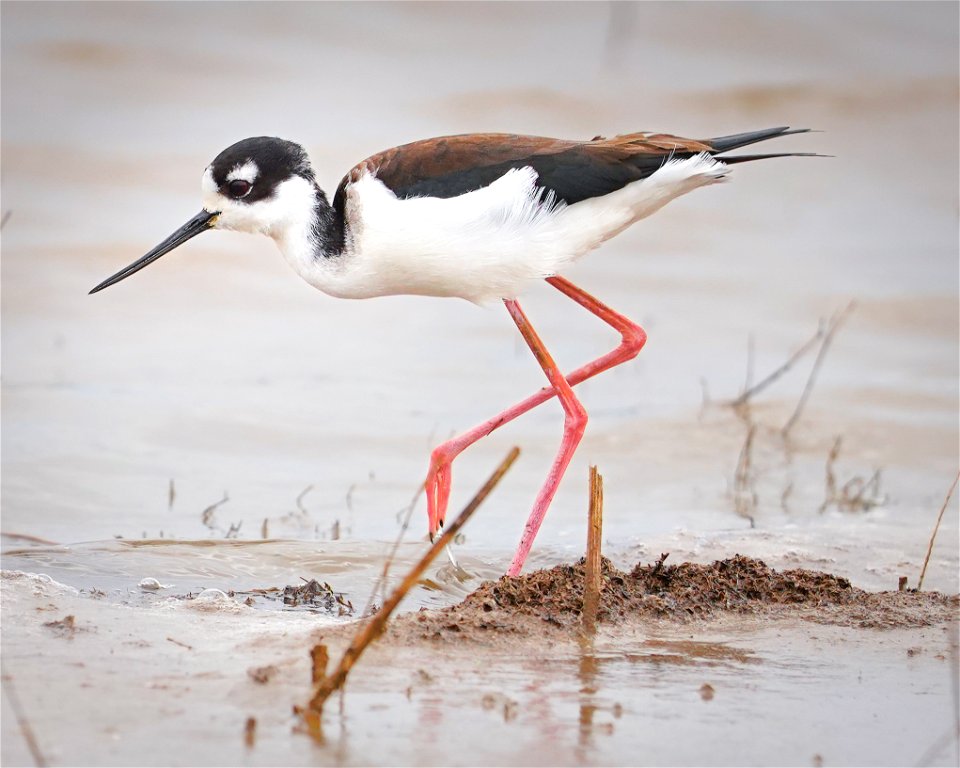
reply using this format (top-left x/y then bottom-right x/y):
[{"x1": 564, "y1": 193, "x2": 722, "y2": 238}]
[{"x1": 90, "y1": 126, "x2": 817, "y2": 576}]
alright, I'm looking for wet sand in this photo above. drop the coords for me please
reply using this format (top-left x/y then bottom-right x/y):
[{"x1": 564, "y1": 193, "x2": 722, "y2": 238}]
[
  {"x1": 2, "y1": 559, "x2": 957, "y2": 767},
  {"x1": 2, "y1": 1, "x2": 959, "y2": 766}
]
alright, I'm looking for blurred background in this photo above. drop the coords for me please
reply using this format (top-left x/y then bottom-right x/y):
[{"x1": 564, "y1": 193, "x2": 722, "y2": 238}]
[{"x1": 2, "y1": 2, "x2": 957, "y2": 593}]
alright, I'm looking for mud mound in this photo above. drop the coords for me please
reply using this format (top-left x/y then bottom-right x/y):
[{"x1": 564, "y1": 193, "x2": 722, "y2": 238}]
[{"x1": 396, "y1": 555, "x2": 957, "y2": 641}]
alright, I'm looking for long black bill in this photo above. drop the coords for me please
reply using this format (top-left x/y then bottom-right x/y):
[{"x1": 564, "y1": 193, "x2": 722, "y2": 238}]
[{"x1": 89, "y1": 210, "x2": 219, "y2": 294}]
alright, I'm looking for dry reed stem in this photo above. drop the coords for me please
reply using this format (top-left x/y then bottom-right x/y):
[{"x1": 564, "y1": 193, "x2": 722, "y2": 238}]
[
  {"x1": 243, "y1": 717, "x2": 256, "y2": 748},
  {"x1": 1, "y1": 667, "x2": 47, "y2": 767},
  {"x1": 742, "y1": 332, "x2": 755, "y2": 396},
  {"x1": 200, "y1": 491, "x2": 229, "y2": 529},
  {"x1": 917, "y1": 470, "x2": 960, "y2": 590},
  {"x1": 360, "y1": 484, "x2": 424, "y2": 620},
  {"x1": 818, "y1": 436, "x2": 842, "y2": 514},
  {"x1": 306, "y1": 446, "x2": 520, "y2": 714},
  {"x1": 582, "y1": 466, "x2": 604, "y2": 636},
  {"x1": 295, "y1": 485, "x2": 313, "y2": 515},
  {"x1": 733, "y1": 424, "x2": 758, "y2": 527},
  {"x1": 782, "y1": 301, "x2": 856, "y2": 436},
  {"x1": 728, "y1": 323, "x2": 826, "y2": 407},
  {"x1": 310, "y1": 644, "x2": 329, "y2": 685},
  {"x1": 818, "y1": 436, "x2": 886, "y2": 514}
]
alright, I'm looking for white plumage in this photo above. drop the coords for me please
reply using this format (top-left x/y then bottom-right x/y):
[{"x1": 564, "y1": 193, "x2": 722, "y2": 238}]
[{"x1": 256, "y1": 152, "x2": 728, "y2": 304}]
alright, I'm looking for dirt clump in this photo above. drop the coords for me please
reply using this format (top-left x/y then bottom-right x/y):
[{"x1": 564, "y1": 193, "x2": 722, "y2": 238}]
[
  {"x1": 281, "y1": 579, "x2": 353, "y2": 613},
  {"x1": 392, "y1": 555, "x2": 957, "y2": 641}
]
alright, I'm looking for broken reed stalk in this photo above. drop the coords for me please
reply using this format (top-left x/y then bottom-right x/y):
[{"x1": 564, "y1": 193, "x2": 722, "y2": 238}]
[
  {"x1": 307, "y1": 446, "x2": 521, "y2": 713},
  {"x1": 782, "y1": 301, "x2": 856, "y2": 437},
  {"x1": 582, "y1": 466, "x2": 604, "y2": 636},
  {"x1": 917, "y1": 470, "x2": 960, "y2": 590}
]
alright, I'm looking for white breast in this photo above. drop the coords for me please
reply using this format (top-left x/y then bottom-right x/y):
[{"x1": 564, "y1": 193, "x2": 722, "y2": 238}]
[{"x1": 279, "y1": 153, "x2": 729, "y2": 304}]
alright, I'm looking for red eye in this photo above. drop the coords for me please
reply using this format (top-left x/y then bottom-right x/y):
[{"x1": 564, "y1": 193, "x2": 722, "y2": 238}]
[{"x1": 227, "y1": 179, "x2": 252, "y2": 198}]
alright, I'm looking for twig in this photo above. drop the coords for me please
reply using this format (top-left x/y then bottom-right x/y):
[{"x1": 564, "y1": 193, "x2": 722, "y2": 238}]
[
  {"x1": 740, "y1": 332, "x2": 755, "y2": 399},
  {"x1": 698, "y1": 377, "x2": 711, "y2": 423},
  {"x1": 296, "y1": 485, "x2": 314, "y2": 515},
  {"x1": 306, "y1": 446, "x2": 520, "y2": 714},
  {"x1": 1, "y1": 665, "x2": 47, "y2": 766},
  {"x1": 918, "y1": 470, "x2": 960, "y2": 590},
  {"x1": 651, "y1": 552, "x2": 670, "y2": 576},
  {"x1": 581, "y1": 466, "x2": 604, "y2": 637},
  {"x1": 1, "y1": 210, "x2": 12, "y2": 230},
  {"x1": 782, "y1": 301, "x2": 856, "y2": 436},
  {"x1": 819, "y1": 436, "x2": 886, "y2": 514},
  {"x1": 733, "y1": 424, "x2": 758, "y2": 527},
  {"x1": 728, "y1": 322, "x2": 826, "y2": 407},
  {"x1": 780, "y1": 482, "x2": 794, "y2": 514},
  {"x1": 200, "y1": 492, "x2": 230, "y2": 529},
  {"x1": 361, "y1": 484, "x2": 424, "y2": 620},
  {"x1": 818, "y1": 436, "x2": 843, "y2": 514},
  {"x1": 311, "y1": 645, "x2": 329, "y2": 685}
]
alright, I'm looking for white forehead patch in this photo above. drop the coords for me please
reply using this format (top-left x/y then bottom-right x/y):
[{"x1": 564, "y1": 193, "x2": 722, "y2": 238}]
[
  {"x1": 201, "y1": 167, "x2": 217, "y2": 197},
  {"x1": 227, "y1": 161, "x2": 259, "y2": 184}
]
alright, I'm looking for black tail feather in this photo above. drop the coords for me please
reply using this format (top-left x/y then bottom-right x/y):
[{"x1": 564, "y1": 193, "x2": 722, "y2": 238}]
[
  {"x1": 708, "y1": 126, "x2": 811, "y2": 154},
  {"x1": 719, "y1": 151, "x2": 830, "y2": 164}
]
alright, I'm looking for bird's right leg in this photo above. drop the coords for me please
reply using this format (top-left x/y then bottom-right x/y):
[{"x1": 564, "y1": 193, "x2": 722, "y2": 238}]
[{"x1": 425, "y1": 276, "x2": 646, "y2": 539}]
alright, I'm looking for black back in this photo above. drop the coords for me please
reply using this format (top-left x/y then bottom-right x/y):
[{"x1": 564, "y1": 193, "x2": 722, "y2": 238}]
[{"x1": 332, "y1": 127, "x2": 811, "y2": 213}]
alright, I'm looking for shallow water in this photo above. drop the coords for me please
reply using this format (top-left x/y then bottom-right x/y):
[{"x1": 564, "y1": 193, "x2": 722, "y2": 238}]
[
  {"x1": 2, "y1": 2, "x2": 958, "y2": 765},
  {"x1": 1, "y1": 570, "x2": 956, "y2": 767}
]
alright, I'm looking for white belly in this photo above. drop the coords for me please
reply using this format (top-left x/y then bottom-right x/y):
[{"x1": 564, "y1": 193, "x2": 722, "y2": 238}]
[{"x1": 281, "y1": 153, "x2": 728, "y2": 304}]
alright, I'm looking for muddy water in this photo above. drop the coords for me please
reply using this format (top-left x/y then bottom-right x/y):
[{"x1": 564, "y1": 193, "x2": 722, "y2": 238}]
[
  {"x1": 2, "y1": 571, "x2": 957, "y2": 768},
  {"x1": 2, "y1": 2, "x2": 958, "y2": 766}
]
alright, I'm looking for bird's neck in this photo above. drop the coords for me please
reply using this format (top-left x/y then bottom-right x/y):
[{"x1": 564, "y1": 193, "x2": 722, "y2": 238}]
[
  {"x1": 309, "y1": 185, "x2": 346, "y2": 258},
  {"x1": 271, "y1": 181, "x2": 347, "y2": 287}
]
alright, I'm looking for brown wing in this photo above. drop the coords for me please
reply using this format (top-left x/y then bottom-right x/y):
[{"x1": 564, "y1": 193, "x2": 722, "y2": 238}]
[{"x1": 333, "y1": 127, "x2": 807, "y2": 210}]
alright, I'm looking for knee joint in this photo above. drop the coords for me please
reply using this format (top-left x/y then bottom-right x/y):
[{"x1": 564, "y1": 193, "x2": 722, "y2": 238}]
[{"x1": 621, "y1": 322, "x2": 647, "y2": 359}]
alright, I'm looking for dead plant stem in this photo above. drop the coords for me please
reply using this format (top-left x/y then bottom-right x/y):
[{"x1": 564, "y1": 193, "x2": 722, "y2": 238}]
[
  {"x1": 782, "y1": 301, "x2": 855, "y2": 436},
  {"x1": 917, "y1": 470, "x2": 959, "y2": 590},
  {"x1": 307, "y1": 446, "x2": 520, "y2": 713},
  {"x1": 729, "y1": 323, "x2": 825, "y2": 407},
  {"x1": 582, "y1": 466, "x2": 604, "y2": 636},
  {"x1": 733, "y1": 424, "x2": 758, "y2": 527},
  {"x1": 1, "y1": 665, "x2": 47, "y2": 767},
  {"x1": 361, "y1": 484, "x2": 424, "y2": 620}
]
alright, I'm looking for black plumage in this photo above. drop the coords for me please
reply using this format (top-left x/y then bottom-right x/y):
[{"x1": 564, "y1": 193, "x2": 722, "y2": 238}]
[{"x1": 333, "y1": 126, "x2": 813, "y2": 211}]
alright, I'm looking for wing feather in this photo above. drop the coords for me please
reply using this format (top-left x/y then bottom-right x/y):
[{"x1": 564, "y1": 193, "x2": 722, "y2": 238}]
[{"x1": 332, "y1": 128, "x2": 809, "y2": 212}]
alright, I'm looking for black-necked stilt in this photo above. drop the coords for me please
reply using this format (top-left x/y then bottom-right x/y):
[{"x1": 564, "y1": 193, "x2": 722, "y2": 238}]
[{"x1": 91, "y1": 127, "x2": 816, "y2": 575}]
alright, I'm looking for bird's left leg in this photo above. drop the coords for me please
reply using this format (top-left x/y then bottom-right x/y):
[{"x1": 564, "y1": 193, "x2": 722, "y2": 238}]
[
  {"x1": 425, "y1": 279, "x2": 646, "y2": 553},
  {"x1": 501, "y1": 298, "x2": 587, "y2": 576},
  {"x1": 424, "y1": 299, "x2": 588, "y2": 550}
]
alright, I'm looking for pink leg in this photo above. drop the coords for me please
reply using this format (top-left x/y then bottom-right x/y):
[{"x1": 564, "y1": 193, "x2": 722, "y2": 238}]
[
  {"x1": 425, "y1": 277, "x2": 647, "y2": 571},
  {"x1": 501, "y1": 298, "x2": 587, "y2": 576}
]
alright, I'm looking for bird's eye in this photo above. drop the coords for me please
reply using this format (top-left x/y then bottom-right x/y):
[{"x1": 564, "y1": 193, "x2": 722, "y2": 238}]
[{"x1": 227, "y1": 179, "x2": 252, "y2": 198}]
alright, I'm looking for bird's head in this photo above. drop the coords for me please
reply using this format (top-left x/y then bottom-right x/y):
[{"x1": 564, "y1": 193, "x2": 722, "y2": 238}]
[{"x1": 90, "y1": 136, "x2": 318, "y2": 294}]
